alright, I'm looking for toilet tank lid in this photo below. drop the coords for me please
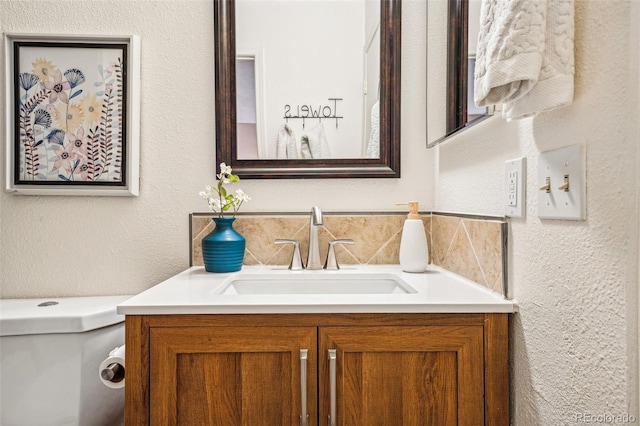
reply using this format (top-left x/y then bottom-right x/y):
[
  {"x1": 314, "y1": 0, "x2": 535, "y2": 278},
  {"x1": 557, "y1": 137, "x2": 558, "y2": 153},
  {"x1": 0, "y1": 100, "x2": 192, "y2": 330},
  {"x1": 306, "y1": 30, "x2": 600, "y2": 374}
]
[{"x1": 0, "y1": 295, "x2": 133, "y2": 336}]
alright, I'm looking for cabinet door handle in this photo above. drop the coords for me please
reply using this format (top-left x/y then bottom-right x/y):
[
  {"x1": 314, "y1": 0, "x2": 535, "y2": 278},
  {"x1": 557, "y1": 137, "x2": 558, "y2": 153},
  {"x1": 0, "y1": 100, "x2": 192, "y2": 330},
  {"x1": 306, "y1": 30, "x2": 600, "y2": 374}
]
[
  {"x1": 300, "y1": 349, "x2": 309, "y2": 426},
  {"x1": 328, "y1": 349, "x2": 337, "y2": 426}
]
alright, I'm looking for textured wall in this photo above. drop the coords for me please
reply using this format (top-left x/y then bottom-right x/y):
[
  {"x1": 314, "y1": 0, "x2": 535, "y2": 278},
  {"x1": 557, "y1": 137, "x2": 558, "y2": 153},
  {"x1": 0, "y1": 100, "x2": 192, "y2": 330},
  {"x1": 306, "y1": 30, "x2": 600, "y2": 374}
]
[
  {"x1": 433, "y1": 0, "x2": 639, "y2": 423},
  {"x1": 3, "y1": 1, "x2": 637, "y2": 422},
  {"x1": 0, "y1": 0, "x2": 432, "y2": 297}
]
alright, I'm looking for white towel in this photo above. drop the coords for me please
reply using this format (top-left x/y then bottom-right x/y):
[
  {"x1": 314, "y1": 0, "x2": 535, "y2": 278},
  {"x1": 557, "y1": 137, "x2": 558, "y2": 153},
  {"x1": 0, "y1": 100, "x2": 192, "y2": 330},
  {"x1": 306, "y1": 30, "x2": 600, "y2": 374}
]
[
  {"x1": 276, "y1": 124, "x2": 299, "y2": 159},
  {"x1": 300, "y1": 122, "x2": 331, "y2": 159},
  {"x1": 365, "y1": 100, "x2": 380, "y2": 158},
  {"x1": 474, "y1": 0, "x2": 574, "y2": 120}
]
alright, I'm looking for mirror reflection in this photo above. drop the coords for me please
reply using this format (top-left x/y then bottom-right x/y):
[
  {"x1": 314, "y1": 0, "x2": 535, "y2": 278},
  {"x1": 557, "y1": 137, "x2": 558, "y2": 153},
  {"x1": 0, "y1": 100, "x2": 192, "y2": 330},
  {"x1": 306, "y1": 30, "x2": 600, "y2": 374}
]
[
  {"x1": 466, "y1": 0, "x2": 489, "y2": 122},
  {"x1": 426, "y1": 0, "x2": 493, "y2": 147},
  {"x1": 235, "y1": 0, "x2": 381, "y2": 160}
]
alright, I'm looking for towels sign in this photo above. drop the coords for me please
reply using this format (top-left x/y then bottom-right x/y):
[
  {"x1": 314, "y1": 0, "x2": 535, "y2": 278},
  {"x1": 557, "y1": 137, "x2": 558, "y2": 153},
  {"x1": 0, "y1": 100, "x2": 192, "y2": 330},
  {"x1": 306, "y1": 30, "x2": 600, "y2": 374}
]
[{"x1": 284, "y1": 98, "x2": 343, "y2": 128}]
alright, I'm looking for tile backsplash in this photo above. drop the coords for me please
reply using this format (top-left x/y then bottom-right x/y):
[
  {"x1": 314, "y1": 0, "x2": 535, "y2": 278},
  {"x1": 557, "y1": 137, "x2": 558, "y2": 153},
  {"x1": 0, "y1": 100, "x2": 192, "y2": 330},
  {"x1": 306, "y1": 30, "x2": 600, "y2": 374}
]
[
  {"x1": 191, "y1": 212, "x2": 507, "y2": 296},
  {"x1": 430, "y1": 214, "x2": 506, "y2": 295}
]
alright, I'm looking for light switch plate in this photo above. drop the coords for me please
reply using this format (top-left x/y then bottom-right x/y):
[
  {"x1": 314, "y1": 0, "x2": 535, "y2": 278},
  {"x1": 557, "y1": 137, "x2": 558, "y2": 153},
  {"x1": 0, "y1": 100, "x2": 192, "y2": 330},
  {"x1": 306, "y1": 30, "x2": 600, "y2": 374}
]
[
  {"x1": 537, "y1": 145, "x2": 586, "y2": 220},
  {"x1": 505, "y1": 157, "x2": 526, "y2": 218}
]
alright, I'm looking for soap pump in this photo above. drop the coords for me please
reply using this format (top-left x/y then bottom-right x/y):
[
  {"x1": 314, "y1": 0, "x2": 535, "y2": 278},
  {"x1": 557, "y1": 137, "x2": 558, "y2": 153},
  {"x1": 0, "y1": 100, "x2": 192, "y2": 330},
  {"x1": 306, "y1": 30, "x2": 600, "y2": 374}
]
[{"x1": 396, "y1": 201, "x2": 429, "y2": 273}]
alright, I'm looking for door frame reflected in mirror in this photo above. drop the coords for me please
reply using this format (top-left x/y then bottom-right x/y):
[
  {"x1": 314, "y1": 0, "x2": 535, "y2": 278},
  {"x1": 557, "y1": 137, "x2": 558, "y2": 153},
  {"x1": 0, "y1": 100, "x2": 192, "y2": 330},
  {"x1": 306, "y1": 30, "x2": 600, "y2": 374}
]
[
  {"x1": 214, "y1": 0, "x2": 401, "y2": 179},
  {"x1": 236, "y1": 51, "x2": 266, "y2": 160}
]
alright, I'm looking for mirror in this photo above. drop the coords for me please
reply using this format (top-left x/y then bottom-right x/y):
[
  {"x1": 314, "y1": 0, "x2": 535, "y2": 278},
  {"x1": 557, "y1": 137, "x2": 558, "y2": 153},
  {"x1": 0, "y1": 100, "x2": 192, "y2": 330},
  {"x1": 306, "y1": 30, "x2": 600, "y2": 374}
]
[
  {"x1": 214, "y1": 0, "x2": 401, "y2": 179},
  {"x1": 426, "y1": 0, "x2": 494, "y2": 148}
]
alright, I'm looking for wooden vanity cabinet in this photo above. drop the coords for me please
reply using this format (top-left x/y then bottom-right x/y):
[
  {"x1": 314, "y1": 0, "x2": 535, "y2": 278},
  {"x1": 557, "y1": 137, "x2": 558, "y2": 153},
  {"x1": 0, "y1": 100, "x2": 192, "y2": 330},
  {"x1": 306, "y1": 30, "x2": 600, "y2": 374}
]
[
  {"x1": 125, "y1": 313, "x2": 508, "y2": 426},
  {"x1": 148, "y1": 326, "x2": 317, "y2": 425}
]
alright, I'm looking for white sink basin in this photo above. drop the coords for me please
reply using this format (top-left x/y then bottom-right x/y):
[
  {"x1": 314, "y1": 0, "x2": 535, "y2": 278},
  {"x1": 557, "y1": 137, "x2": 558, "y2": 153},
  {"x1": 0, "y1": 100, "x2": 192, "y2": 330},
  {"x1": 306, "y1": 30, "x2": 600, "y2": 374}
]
[{"x1": 214, "y1": 273, "x2": 418, "y2": 295}]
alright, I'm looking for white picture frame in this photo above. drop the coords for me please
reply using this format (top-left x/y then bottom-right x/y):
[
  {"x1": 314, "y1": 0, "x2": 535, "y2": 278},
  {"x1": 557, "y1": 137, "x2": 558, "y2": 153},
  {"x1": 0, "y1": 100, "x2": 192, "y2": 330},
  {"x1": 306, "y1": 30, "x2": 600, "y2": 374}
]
[{"x1": 4, "y1": 33, "x2": 140, "y2": 196}]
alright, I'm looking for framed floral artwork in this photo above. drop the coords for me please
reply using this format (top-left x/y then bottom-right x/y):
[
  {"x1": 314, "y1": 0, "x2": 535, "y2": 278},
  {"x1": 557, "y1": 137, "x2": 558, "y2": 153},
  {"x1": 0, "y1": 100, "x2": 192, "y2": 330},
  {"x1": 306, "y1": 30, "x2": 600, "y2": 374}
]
[{"x1": 4, "y1": 34, "x2": 140, "y2": 196}]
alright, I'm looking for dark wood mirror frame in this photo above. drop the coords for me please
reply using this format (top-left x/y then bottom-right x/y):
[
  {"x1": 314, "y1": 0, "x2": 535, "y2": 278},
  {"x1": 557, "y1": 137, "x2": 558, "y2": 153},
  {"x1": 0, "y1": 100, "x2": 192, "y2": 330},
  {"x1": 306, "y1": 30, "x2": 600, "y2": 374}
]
[
  {"x1": 214, "y1": 0, "x2": 401, "y2": 179},
  {"x1": 447, "y1": 0, "x2": 469, "y2": 134},
  {"x1": 427, "y1": 0, "x2": 494, "y2": 148}
]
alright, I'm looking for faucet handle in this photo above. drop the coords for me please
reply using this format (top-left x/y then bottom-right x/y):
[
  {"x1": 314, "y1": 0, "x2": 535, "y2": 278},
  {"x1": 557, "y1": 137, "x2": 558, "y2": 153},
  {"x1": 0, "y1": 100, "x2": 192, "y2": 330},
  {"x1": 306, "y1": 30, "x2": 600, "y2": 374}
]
[
  {"x1": 275, "y1": 239, "x2": 305, "y2": 270},
  {"x1": 324, "y1": 239, "x2": 355, "y2": 270}
]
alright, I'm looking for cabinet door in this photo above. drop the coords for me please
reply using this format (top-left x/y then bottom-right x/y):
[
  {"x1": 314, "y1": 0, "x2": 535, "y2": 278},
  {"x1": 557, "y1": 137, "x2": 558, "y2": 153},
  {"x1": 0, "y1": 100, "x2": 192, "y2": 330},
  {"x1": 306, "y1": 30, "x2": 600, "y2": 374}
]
[
  {"x1": 319, "y1": 326, "x2": 484, "y2": 426},
  {"x1": 150, "y1": 326, "x2": 317, "y2": 425}
]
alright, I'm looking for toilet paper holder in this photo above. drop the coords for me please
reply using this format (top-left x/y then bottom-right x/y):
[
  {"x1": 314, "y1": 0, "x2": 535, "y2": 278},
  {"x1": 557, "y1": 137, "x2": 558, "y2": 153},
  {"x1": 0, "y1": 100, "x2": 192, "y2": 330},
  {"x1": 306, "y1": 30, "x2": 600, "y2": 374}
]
[
  {"x1": 101, "y1": 362, "x2": 125, "y2": 383},
  {"x1": 99, "y1": 345, "x2": 126, "y2": 389}
]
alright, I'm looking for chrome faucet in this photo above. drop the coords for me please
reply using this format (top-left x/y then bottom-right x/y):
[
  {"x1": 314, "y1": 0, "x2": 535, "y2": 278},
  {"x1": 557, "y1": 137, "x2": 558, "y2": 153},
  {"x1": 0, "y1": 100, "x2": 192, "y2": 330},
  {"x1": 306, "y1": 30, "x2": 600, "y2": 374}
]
[{"x1": 306, "y1": 206, "x2": 323, "y2": 270}]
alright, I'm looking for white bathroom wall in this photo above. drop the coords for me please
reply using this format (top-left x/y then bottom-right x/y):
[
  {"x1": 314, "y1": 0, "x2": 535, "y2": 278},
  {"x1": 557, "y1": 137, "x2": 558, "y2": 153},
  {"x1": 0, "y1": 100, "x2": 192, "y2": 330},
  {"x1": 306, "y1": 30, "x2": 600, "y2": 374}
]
[
  {"x1": 0, "y1": 0, "x2": 431, "y2": 297},
  {"x1": 433, "y1": 0, "x2": 640, "y2": 422},
  {"x1": 2, "y1": 0, "x2": 637, "y2": 421}
]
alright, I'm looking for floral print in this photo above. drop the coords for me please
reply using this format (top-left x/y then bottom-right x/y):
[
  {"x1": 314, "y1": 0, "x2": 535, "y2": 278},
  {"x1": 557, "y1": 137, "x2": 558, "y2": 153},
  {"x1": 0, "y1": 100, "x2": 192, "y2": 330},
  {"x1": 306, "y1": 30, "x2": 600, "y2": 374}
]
[
  {"x1": 72, "y1": 157, "x2": 92, "y2": 181},
  {"x1": 31, "y1": 58, "x2": 57, "y2": 82},
  {"x1": 79, "y1": 92, "x2": 101, "y2": 126},
  {"x1": 52, "y1": 142, "x2": 76, "y2": 172},
  {"x1": 67, "y1": 128, "x2": 90, "y2": 156},
  {"x1": 17, "y1": 49, "x2": 125, "y2": 183},
  {"x1": 33, "y1": 109, "x2": 52, "y2": 128},
  {"x1": 46, "y1": 128, "x2": 66, "y2": 146},
  {"x1": 51, "y1": 103, "x2": 84, "y2": 132},
  {"x1": 44, "y1": 69, "x2": 71, "y2": 104},
  {"x1": 19, "y1": 73, "x2": 40, "y2": 91},
  {"x1": 63, "y1": 68, "x2": 85, "y2": 88}
]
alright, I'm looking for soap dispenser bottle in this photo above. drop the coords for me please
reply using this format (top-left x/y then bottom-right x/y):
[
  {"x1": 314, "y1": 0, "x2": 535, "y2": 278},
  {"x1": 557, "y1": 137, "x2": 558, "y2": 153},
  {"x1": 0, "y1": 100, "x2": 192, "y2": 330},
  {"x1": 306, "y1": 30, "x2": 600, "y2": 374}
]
[{"x1": 396, "y1": 202, "x2": 429, "y2": 272}]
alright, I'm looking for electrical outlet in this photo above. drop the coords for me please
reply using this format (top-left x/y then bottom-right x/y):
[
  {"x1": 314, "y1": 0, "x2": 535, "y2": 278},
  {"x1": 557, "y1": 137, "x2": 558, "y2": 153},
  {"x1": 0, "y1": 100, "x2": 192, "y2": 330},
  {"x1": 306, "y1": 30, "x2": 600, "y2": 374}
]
[
  {"x1": 508, "y1": 170, "x2": 518, "y2": 206},
  {"x1": 505, "y1": 157, "x2": 526, "y2": 218}
]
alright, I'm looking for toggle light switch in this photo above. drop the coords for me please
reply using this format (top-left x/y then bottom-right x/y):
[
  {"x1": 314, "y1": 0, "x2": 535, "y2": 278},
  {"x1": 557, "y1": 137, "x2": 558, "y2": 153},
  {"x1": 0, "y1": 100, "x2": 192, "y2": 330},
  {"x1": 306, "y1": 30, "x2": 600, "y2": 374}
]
[
  {"x1": 539, "y1": 177, "x2": 551, "y2": 193},
  {"x1": 558, "y1": 175, "x2": 570, "y2": 191},
  {"x1": 537, "y1": 145, "x2": 586, "y2": 220}
]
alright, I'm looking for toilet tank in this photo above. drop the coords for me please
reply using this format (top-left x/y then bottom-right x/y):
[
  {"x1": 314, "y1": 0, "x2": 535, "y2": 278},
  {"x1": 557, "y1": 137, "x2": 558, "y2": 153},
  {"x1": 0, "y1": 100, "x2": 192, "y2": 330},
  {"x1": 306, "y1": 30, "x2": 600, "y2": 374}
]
[{"x1": 0, "y1": 295, "x2": 132, "y2": 426}]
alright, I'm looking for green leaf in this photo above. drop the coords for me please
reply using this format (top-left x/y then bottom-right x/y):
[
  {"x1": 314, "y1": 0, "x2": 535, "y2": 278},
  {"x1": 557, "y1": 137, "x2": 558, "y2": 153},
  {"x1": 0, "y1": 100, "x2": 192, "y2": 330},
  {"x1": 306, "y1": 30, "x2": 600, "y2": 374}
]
[
  {"x1": 228, "y1": 174, "x2": 240, "y2": 183},
  {"x1": 220, "y1": 186, "x2": 227, "y2": 197}
]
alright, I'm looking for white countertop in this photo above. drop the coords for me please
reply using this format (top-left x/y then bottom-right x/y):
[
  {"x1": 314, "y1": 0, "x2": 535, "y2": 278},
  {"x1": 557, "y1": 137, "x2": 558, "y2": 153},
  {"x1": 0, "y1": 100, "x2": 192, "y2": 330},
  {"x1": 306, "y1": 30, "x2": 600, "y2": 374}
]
[{"x1": 117, "y1": 265, "x2": 517, "y2": 315}]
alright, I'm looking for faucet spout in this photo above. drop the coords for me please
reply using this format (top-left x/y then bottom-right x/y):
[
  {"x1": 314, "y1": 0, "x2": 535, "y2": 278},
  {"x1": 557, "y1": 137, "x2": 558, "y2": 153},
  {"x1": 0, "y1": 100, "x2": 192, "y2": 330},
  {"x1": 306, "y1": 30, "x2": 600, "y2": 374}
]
[{"x1": 306, "y1": 206, "x2": 323, "y2": 270}]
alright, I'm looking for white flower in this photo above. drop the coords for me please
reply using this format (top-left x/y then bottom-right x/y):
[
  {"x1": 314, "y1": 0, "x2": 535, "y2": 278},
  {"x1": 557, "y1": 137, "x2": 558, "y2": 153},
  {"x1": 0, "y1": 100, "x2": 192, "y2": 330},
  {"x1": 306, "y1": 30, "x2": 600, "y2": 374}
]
[
  {"x1": 216, "y1": 171, "x2": 231, "y2": 183},
  {"x1": 200, "y1": 185, "x2": 215, "y2": 198},
  {"x1": 219, "y1": 162, "x2": 232, "y2": 176},
  {"x1": 202, "y1": 163, "x2": 249, "y2": 217},
  {"x1": 235, "y1": 189, "x2": 251, "y2": 202},
  {"x1": 208, "y1": 198, "x2": 222, "y2": 211}
]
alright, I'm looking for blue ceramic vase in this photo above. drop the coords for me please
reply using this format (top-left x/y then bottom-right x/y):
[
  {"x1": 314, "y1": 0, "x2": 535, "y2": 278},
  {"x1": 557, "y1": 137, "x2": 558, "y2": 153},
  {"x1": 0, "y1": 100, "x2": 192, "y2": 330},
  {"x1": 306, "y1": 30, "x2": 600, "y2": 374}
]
[{"x1": 202, "y1": 217, "x2": 246, "y2": 273}]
